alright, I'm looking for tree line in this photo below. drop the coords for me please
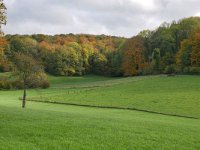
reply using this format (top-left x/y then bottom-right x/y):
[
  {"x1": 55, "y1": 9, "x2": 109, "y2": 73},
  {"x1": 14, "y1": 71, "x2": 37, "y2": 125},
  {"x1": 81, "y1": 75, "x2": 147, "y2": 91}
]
[
  {"x1": 123, "y1": 17, "x2": 200, "y2": 76},
  {"x1": 2, "y1": 34, "x2": 126, "y2": 76},
  {"x1": 0, "y1": 17, "x2": 200, "y2": 85}
]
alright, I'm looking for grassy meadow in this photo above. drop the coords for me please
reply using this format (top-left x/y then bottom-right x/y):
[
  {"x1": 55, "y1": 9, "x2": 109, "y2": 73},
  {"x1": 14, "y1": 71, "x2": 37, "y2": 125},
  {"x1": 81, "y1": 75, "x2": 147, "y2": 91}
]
[
  {"x1": 30, "y1": 75, "x2": 200, "y2": 118},
  {"x1": 0, "y1": 74, "x2": 200, "y2": 149}
]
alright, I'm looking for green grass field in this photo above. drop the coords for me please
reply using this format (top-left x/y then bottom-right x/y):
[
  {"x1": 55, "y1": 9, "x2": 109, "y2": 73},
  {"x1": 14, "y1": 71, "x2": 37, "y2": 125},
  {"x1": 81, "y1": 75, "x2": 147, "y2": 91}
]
[
  {"x1": 0, "y1": 74, "x2": 200, "y2": 149},
  {"x1": 29, "y1": 75, "x2": 200, "y2": 118}
]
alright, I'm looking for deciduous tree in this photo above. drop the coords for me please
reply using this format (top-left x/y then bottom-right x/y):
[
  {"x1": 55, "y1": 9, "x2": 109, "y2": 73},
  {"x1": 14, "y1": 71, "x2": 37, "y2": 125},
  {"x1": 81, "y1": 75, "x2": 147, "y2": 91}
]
[
  {"x1": 0, "y1": 0, "x2": 6, "y2": 36},
  {"x1": 12, "y1": 53, "x2": 43, "y2": 108}
]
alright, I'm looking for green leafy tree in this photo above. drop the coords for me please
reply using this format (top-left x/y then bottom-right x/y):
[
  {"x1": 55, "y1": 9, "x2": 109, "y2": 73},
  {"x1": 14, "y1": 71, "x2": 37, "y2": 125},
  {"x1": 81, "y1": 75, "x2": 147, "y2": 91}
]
[
  {"x1": 90, "y1": 52, "x2": 108, "y2": 75},
  {"x1": 176, "y1": 39, "x2": 192, "y2": 70},
  {"x1": 152, "y1": 48, "x2": 161, "y2": 73},
  {"x1": 9, "y1": 36, "x2": 37, "y2": 54},
  {"x1": 81, "y1": 43, "x2": 94, "y2": 73},
  {"x1": 191, "y1": 32, "x2": 200, "y2": 66}
]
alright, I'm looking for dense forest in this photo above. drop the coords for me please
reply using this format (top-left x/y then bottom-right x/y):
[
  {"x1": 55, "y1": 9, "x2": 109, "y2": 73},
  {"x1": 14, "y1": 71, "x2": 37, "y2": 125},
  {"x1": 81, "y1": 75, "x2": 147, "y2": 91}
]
[
  {"x1": 2, "y1": 34, "x2": 126, "y2": 76},
  {"x1": 123, "y1": 16, "x2": 200, "y2": 76},
  {"x1": 1, "y1": 17, "x2": 200, "y2": 89}
]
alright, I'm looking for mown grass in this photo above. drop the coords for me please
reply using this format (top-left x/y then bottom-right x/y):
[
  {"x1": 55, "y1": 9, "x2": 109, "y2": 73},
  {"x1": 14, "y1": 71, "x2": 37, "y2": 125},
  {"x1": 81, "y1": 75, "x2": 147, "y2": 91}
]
[
  {"x1": 27, "y1": 75, "x2": 200, "y2": 118},
  {"x1": 48, "y1": 74, "x2": 116, "y2": 87},
  {"x1": 0, "y1": 100, "x2": 199, "y2": 150},
  {"x1": 0, "y1": 74, "x2": 200, "y2": 149}
]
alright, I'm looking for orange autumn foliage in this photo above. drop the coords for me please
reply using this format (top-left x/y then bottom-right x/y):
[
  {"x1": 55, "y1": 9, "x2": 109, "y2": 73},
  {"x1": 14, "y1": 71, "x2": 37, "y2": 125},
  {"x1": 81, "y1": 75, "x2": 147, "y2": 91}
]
[
  {"x1": 0, "y1": 37, "x2": 6, "y2": 55},
  {"x1": 122, "y1": 36, "x2": 146, "y2": 76},
  {"x1": 191, "y1": 32, "x2": 200, "y2": 66}
]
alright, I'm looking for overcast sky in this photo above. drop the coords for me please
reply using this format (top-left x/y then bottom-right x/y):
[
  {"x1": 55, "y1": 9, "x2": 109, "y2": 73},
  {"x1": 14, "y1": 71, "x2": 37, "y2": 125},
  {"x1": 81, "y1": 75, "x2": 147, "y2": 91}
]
[{"x1": 3, "y1": 0, "x2": 200, "y2": 37}]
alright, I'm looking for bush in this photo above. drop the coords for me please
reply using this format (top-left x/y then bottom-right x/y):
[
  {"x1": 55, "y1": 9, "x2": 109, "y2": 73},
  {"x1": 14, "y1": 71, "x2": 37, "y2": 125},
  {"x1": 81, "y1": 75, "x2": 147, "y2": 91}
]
[
  {"x1": 189, "y1": 67, "x2": 200, "y2": 75},
  {"x1": 41, "y1": 80, "x2": 50, "y2": 89},
  {"x1": 0, "y1": 80, "x2": 12, "y2": 90},
  {"x1": 182, "y1": 67, "x2": 200, "y2": 75},
  {"x1": 0, "y1": 73, "x2": 50, "y2": 90},
  {"x1": 27, "y1": 72, "x2": 50, "y2": 89},
  {"x1": 142, "y1": 65, "x2": 153, "y2": 75},
  {"x1": 11, "y1": 80, "x2": 23, "y2": 89},
  {"x1": 164, "y1": 65, "x2": 177, "y2": 74},
  {"x1": 0, "y1": 80, "x2": 6, "y2": 89},
  {"x1": 183, "y1": 67, "x2": 190, "y2": 74},
  {"x1": 0, "y1": 59, "x2": 13, "y2": 72}
]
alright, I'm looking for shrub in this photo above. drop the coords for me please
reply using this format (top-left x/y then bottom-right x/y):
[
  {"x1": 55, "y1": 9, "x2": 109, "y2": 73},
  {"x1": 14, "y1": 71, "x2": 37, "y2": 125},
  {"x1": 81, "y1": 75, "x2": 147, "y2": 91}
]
[
  {"x1": 189, "y1": 67, "x2": 200, "y2": 75},
  {"x1": 0, "y1": 73, "x2": 50, "y2": 90},
  {"x1": 0, "y1": 80, "x2": 5, "y2": 89},
  {"x1": 11, "y1": 80, "x2": 23, "y2": 89},
  {"x1": 41, "y1": 80, "x2": 50, "y2": 89},
  {"x1": 0, "y1": 80, "x2": 12, "y2": 90},
  {"x1": 141, "y1": 64, "x2": 154, "y2": 75},
  {"x1": 27, "y1": 72, "x2": 50, "y2": 89},
  {"x1": 164, "y1": 65, "x2": 177, "y2": 74},
  {"x1": 183, "y1": 67, "x2": 190, "y2": 74}
]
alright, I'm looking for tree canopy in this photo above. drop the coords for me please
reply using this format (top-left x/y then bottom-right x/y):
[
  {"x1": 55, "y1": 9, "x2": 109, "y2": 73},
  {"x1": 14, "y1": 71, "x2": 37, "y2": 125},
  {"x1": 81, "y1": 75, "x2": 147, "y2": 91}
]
[{"x1": 1, "y1": 17, "x2": 200, "y2": 77}]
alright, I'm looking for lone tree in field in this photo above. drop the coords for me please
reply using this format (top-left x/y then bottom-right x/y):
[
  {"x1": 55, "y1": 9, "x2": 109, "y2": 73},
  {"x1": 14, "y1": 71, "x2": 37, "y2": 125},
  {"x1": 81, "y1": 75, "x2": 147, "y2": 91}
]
[
  {"x1": 13, "y1": 53, "x2": 43, "y2": 108},
  {"x1": 0, "y1": 0, "x2": 6, "y2": 36}
]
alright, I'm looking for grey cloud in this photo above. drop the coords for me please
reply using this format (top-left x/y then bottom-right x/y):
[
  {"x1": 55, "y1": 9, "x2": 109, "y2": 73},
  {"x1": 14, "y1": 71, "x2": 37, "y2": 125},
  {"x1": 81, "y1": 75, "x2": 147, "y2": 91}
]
[{"x1": 3, "y1": 0, "x2": 200, "y2": 37}]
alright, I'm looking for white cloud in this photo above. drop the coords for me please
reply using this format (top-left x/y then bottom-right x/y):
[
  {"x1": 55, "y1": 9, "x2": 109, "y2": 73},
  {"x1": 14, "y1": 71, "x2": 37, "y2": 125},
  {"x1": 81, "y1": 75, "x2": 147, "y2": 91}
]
[
  {"x1": 195, "y1": 12, "x2": 200, "y2": 17},
  {"x1": 130, "y1": 0, "x2": 157, "y2": 11},
  {"x1": 3, "y1": 0, "x2": 200, "y2": 37}
]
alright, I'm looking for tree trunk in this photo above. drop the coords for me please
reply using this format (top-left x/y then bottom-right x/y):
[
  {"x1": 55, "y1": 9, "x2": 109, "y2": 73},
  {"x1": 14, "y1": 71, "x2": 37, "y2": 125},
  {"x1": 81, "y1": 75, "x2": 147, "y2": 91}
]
[{"x1": 22, "y1": 79, "x2": 26, "y2": 108}]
